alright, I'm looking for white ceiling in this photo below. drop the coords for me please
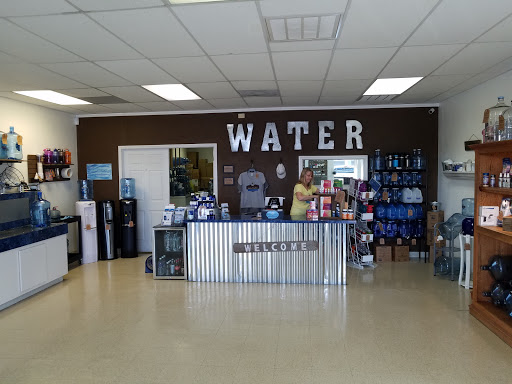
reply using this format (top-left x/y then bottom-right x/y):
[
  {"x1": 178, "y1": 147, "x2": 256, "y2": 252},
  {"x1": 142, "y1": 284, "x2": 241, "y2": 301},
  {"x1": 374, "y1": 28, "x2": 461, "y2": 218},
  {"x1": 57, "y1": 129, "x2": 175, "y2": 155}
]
[{"x1": 0, "y1": 0, "x2": 512, "y2": 116}]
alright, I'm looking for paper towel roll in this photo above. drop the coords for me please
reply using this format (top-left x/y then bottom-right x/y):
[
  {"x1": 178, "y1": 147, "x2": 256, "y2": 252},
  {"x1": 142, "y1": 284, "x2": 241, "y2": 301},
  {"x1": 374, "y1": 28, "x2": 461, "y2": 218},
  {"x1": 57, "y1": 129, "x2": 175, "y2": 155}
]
[{"x1": 61, "y1": 168, "x2": 73, "y2": 178}]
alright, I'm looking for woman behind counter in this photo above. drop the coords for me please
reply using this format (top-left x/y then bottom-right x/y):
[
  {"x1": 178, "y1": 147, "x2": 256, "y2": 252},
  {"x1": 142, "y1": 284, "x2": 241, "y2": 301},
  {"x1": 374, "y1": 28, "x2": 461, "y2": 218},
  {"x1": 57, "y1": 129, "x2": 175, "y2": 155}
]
[{"x1": 290, "y1": 167, "x2": 318, "y2": 216}]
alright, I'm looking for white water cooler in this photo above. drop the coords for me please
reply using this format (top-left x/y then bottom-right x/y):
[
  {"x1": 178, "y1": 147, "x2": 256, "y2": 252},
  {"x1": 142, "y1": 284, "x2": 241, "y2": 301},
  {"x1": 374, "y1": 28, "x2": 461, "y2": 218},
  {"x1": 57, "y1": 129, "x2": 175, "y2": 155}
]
[{"x1": 75, "y1": 201, "x2": 98, "y2": 264}]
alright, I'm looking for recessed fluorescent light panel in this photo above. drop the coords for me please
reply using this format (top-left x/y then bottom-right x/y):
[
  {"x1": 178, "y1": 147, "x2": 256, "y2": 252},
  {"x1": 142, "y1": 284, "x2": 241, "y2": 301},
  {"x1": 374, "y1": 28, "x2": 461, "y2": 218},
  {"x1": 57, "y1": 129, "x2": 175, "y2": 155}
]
[
  {"x1": 364, "y1": 77, "x2": 423, "y2": 96},
  {"x1": 142, "y1": 84, "x2": 200, "y2": 101},
  {"x1": 13, "y1": 90, "x2": 91, "y2": 105}
]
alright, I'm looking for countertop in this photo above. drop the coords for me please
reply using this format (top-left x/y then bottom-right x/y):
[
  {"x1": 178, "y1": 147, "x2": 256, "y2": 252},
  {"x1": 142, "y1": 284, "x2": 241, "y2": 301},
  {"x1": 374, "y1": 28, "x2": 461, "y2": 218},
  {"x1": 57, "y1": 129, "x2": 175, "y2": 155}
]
[
  {"x1": 186, "y1": 215, "x2": 356, "y2": 224},
  {"x1": 0, "y1": 223, "x2": 68, "y2": 253}
]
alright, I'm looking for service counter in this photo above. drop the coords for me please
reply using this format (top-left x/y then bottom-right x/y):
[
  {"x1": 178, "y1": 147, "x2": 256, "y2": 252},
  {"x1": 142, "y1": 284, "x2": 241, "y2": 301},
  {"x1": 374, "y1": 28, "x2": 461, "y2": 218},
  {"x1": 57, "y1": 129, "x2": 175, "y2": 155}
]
[{"x1": 186, "y1": 216, "x2": 355, "y2": 285}]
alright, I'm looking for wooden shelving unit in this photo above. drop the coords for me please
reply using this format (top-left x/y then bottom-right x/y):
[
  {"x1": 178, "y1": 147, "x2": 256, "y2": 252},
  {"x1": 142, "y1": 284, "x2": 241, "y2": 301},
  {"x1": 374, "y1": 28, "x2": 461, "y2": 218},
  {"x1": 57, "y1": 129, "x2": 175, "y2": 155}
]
[
  {"x1": 470, "y1": 141, "x2": 512, "y2": 347},
  {"x1": 27, "y1": 155, "x2": 73, "y2": 183}
]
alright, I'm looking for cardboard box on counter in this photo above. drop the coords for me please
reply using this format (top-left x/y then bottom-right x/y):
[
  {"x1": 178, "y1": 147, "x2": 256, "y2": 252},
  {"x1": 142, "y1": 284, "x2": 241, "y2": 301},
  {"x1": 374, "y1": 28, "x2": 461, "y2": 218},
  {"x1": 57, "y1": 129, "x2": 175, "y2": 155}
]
[
  {"x1": 427, "y1": 210, "x2": 444, "y2": 229},
  {"x1": 206, "y1": 162, "x2": 214, "y2": 178},
  {"x1": 198, "y1": 159, "x2": 208, "y2": 177},
  {"x1": 188, "y1": 169, "x2": 200, "y2": 179},
  {"x1": 187, "y1": 151, "x2": 198, "y2": 168},
  {"x1": 199, "y1": 177, "x2": 212, "y2": 189},
  {"x1": 393, "y1": 245, "x2": 410, "y2": 262},
  {"x1": 375, "y1": 246, "x2": 392, "y2": 262}
]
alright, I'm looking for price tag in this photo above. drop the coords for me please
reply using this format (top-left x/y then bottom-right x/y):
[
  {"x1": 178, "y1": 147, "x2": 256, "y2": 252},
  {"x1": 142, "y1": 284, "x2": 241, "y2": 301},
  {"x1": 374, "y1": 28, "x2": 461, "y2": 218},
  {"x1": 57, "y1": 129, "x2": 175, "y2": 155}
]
[
  {"x1": 499, "y1": 115, "x2": 505, "y2": 131},
  {"x1": 1, "y1": 134, "x2": 6, "y2": 145},
  {"x1": 482, "y1": 109, "x2": 490, "y2": 124},
  {"x1": 382, "y1": 191, "x2": 389, "y2": 201},
  {"x1": 391, "y1": 172, "x2": 398, "y2": 182},
  {"x1": 106, "y1": 224, "x2": 111, "y2": 230},
  {"x1": 408, "y1": 209, "x2": 413, "y2": 216},
  {"x1": 129, "y1": 220, "x2": 134, "y2": 227},
  {"x1": 379, "y1": 238, "x2": 385, "y2": 245},
  {"x1": 397, "y1": 238, "x2": 402, "y2": 245},
  {"x1": 378, "y1": 222, "x2": 384, "y2": 231},
  {"x1": 17, "y1": 135, "x2": 23, "y2": 146},
  {"x1": 464, "y1": 243, "x2": 471, "y2": 251},
  {"x1": 86, "y1": 224, "x2": 91, "y2": 230},
  {"x1": 411, "y1": 239, "x2": 416, "y2": 246}
]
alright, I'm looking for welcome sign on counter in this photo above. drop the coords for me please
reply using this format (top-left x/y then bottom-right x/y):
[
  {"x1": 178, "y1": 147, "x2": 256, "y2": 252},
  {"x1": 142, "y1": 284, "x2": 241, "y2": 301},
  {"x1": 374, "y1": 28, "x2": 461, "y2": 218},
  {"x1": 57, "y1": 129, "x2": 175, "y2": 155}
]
[{"x1": 233, "y1": 241, "x2": 319, "y2": 253}]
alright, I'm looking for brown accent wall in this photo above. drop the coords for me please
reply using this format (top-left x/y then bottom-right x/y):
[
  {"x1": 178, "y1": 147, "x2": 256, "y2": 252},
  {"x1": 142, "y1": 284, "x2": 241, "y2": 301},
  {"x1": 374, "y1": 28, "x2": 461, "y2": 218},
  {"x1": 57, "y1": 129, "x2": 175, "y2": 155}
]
[{"x1": 77, "y1": 107, "x2": 438, "y2": 214}]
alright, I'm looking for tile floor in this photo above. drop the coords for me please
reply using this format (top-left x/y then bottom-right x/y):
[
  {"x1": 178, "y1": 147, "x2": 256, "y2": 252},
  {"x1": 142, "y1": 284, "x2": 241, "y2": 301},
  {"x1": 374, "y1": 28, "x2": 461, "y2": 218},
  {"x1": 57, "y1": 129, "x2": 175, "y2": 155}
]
[{"x1": 1, "y1": 256, "x2": 512, "y2": 383}]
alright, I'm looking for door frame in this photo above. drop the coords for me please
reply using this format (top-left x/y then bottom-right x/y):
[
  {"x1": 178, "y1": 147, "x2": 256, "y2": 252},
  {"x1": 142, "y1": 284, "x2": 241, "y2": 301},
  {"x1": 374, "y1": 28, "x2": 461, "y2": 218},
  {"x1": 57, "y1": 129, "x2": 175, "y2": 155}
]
[{"x1": 118, "y1": 143, "x2": 218, "y2": 199}]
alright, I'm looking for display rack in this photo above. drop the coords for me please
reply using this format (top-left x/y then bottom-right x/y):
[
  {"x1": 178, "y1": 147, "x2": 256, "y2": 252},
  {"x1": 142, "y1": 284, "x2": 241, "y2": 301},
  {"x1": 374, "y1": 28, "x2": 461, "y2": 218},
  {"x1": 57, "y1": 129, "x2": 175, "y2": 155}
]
[
  {"x1": 27, "y1": 155, "x2": 73, "y2": 182},
  {"x1": 469, "y1": 141, "x2": 512, "y2": 347},
  {"x1": 348, "y1": 179, "x2": 376, "y2": 269},
  {"x1": 152, "y1": 225, "x2": 187, "y2": 280}
]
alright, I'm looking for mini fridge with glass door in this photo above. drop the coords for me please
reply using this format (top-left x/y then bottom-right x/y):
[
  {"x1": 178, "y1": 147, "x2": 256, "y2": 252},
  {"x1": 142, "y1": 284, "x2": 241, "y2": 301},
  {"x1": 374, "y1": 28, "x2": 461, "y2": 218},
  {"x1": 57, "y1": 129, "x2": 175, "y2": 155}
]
[{"x1": 152, "y1": 225, "x2": 186, "y2": 280}]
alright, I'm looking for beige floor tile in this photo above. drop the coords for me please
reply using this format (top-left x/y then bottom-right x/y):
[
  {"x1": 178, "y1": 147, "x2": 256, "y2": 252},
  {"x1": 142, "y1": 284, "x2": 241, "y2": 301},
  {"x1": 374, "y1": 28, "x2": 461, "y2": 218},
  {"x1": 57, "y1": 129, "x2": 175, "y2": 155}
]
[{"x1": 2, "y1": 257, "x2": 512, "y2": 383}]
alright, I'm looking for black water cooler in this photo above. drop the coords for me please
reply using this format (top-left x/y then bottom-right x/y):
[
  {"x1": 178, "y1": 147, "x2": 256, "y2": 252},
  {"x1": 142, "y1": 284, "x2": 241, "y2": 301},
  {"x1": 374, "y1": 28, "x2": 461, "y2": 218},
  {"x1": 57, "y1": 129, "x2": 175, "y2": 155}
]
[
  {"x1": 98, "y1": 200, "x2": 116, "y2": 260},
  {"x1": 120, "y1": 199, "x2": 138, "y2": 258}
]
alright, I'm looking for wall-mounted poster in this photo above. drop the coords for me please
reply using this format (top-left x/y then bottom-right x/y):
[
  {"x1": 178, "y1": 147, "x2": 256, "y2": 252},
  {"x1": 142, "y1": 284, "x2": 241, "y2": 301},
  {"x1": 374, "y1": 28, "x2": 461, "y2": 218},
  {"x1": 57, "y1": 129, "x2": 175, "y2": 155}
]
[
  {"x1": 87, "y1": 163, "x2": 112, "y2": 180},
  {"x1": 224, "y1": 177, "x2": 234, "y2": 186}
]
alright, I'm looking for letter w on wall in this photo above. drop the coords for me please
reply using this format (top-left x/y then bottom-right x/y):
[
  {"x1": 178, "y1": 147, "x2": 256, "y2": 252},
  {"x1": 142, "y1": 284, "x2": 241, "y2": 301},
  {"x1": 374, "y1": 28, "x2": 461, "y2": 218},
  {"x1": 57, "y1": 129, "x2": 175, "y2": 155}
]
[{"x1": 227, "y1": 123, "x2": 253, "y2": 152}]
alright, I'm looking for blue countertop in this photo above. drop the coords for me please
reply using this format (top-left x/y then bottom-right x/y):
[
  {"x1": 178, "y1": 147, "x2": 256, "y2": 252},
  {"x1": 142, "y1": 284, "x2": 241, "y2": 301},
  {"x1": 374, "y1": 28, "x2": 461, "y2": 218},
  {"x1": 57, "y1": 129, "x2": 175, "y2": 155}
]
[
  {"x1": 0, "y1": 223, "x2": 68, "y2": 253},
  {"x1": 186, "y1": 215, "x2": 356, "y2": 224}
]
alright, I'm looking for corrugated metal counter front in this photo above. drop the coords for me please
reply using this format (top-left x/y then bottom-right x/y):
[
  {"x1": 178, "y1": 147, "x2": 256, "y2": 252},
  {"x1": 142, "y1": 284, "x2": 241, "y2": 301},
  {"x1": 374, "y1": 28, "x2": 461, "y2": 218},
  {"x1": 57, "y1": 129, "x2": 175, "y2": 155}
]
[{"x1": 186, "y1": 217, "x2": 355, "y2": 285}]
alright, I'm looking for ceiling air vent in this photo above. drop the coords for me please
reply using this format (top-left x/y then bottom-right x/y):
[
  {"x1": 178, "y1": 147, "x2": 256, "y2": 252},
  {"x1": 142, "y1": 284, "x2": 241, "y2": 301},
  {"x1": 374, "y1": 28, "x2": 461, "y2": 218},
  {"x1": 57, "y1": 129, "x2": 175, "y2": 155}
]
[
  {"x1": 356, "y1": 95, "x2": 398, "y2": 104},
  {"x1": 266, "y1": 14, "x2": 341, "y2": 42},
  {"x1": 238, "y1": 89, "x2": 281, "y2": 97}
]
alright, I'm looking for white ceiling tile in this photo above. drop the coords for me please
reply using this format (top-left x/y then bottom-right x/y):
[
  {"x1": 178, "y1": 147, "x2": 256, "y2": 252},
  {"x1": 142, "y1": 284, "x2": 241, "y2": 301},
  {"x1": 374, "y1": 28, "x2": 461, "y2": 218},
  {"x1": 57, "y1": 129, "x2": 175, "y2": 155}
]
[
  {"x1": 98, "y1": 86, "x2": 163, "y2": 103},
  {"x1": 270, "y1": 40, "x2": 335, "y2": 52},
  {"x1": 272, "y1": 51, "x2": 332, "y2": 80},
  {"x1": 12, "y1": 14, "x2": 143, "y2": 61},
  {"x1": 321, "y1": 79, "x2": 372, "y2": 98},
  {"x1": 68, "y1": 0, "x2": 163, "y2": 11},
  {"x1": 173, "y1": 2, "x2": 267, "y2": 55},
  {"x1": 0, "y1": 52, "x2": 22, "y2": 64},
  {"x1": 89, "y1": 8, "x2": 204, "y2": 58},
  {"x1": 212, "y1": 54, "x2": 275, "y2": 81},
  {"x1": 244, "y1": 96, "x2": 282, "y2": 108},
  {"x1": 260, "y1": 0, "x2": 348, "y2": 17},
  {"x1": 339, "y1": 0, "x2": 437, "y2": 48},
  {"x1": 327, "y1": 48, "x2": 397, "y2": 80},
  {"x1": 56, "y1": 88, "x2": 111, "y2": 98},
  {"x1": 0, "y1": 20, "x2": 83, "y2": 64},
  {"x1": 99, "y1": 103, "x2": 151, "y2": 113},
  {"x1": 186, "y1": 82, "x2": 239, "y2": 99},
  {"x1": 0, "y1": 0, "x2": 77, "y2": 16},
  {"x1": 433, "y1": 42, "x2": 512, "y2": 75},
  {"x1": 0, "y1": 63, "x2": 85, "y2": 91},
  {"x1": 153, "y1": 56, "x2": 225, "y2": 83},
  {"x1": 41, "y1": 62, "x2": 132, "y2": 87},
  {"x1": 397, "y1": 75, "x2": 471, "y2": 100},
  {"x1": 95, "y1": 59, "x2": 178, "y2": 84},
  {"x1": 70, "y1": 104, "x2": 114, "y2": 114},
  {"x1": 135, "y1": 102, "x2": 182, "y2": 111},
  {"x1": 277, "y1": 81, "x2": 323, "y2": 97},
  {"x1": 407, "y1": 0, "x2": 512, "y2": 45},
  {"x1": 381, "y1": 45, "x2": 465, "y2": 78},
  {"x1": 319, "y1": 96, "x2": 358, "y2": 105},
  {"x1": 478, "y1": 15, "x2": 512, "y2": 43},
  {"x1": 282, "y1": 97, "x2": 320, "y2": 106},
  {"x1": 207, "y1": 98, "x2": 248, "y2": 109},
  {"x1": 171, "y1": 100, "x2": 214, "y2": 110},
  {"x1": 231, "y1": 81, "x2": 277, "y2": 91}
]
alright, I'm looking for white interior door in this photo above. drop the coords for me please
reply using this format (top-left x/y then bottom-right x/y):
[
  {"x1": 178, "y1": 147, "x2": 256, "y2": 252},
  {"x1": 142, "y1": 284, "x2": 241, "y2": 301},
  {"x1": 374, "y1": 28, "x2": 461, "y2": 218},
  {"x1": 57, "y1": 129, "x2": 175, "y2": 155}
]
[{"x1": 120, "y1": 148, "x2": 169, "y2": 252}]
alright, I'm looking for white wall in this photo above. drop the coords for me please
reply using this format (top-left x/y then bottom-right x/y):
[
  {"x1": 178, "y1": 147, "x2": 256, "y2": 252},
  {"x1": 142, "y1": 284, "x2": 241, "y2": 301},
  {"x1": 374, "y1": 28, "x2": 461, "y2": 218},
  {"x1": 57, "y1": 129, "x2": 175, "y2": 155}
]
[
  {"x1": 439, "y1": 70, "x2": 512, "y2": 218},
  {"x1": 0, "y1": 97, "x2": 78, "y2": 250}
]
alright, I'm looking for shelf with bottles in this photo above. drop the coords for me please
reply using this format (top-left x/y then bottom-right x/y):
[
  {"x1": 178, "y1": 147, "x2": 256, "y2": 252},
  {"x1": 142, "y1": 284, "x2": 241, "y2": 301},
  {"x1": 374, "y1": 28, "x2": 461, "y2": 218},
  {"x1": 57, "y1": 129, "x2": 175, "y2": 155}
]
[
  {"x1": 0, "y1": 159, "x2": 23, "y2": 164},
  {"x1": 27, "y1": 155, "x2": 73, "y2": 183},
  {"x1": 442, "y1": 171, "x2": 475, "y2": 179},
  {"x1": 471, "y1": 139, "x2": 512, "y2": 347},
  {"x1": 152, "y1": 226, "x2": 187, "y2": 280}
]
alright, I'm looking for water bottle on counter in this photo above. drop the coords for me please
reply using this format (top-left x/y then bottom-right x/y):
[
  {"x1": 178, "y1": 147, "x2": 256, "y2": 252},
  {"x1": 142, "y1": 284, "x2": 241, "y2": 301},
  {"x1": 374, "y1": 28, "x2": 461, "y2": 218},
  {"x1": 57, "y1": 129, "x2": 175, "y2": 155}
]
[
  {"x1": 30, "y1": 192, "x2": 51, "y2": 228},
  {"x1": 6, "y1": 126, "x2": 22, "y2": 160}
]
